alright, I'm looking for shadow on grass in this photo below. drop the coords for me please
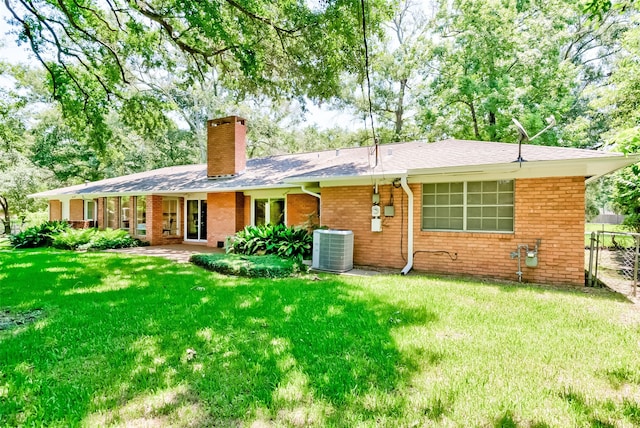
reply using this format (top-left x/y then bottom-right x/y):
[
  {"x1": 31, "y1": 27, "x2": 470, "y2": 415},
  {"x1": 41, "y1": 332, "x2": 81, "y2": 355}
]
[
  {"x1": 557, "y1": 388, "x2": 640, "y2": 428},
  {"x1": 0, "y1": 249, "x2": 437, "y2": 426},
  {"x1": 482, "y1": 277, "x2": 629, "y2": 303},
  {"x1": 492, "y1": 411, "x2": 551, "y2": 428},
  {"x1": 411, "y1": 270, "x2": 629, "y2": 304}
]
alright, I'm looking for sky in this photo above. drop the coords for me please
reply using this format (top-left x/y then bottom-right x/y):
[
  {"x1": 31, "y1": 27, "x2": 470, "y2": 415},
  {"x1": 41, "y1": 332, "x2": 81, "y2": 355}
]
[{"x1": 0, "y1": 5, "x2": 361, "y2": 130}]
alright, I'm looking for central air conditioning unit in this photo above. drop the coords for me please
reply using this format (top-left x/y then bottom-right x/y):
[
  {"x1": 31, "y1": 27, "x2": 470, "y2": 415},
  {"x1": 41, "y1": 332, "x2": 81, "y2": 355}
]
[{"x1": 312, "y1": 229, "x2": 354, "y2": 272}]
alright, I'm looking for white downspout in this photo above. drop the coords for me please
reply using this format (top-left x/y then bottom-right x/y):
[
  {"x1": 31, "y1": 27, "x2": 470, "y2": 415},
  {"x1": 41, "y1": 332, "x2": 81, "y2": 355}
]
[
  {"x1": 301, "y1": 185, "x2": 321, "y2": 214},
  {"x1": 400, "y1": 175, "x2": 414, "y2": 275}
]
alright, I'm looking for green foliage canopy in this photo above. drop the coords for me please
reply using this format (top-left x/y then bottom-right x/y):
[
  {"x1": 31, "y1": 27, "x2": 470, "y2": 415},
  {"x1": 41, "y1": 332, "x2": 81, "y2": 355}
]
[{"x1": 4, "y1": 0, "x2": 389, "y2": 150}]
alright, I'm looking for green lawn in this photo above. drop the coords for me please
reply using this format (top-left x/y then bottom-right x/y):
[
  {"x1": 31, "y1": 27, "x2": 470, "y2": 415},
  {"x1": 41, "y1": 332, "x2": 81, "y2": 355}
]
[
  {"x1": 585, "y1": 223, "x2": 635, "y2": 247},
  {"x1": 1, "y1": 249, "x2": 640, "y2": 427}
]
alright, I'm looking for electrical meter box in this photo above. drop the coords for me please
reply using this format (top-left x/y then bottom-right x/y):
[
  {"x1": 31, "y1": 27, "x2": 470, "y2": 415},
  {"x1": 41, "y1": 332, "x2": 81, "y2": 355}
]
[{"x1": 371, "y1": 205, "x2": 381, "y2": 217}]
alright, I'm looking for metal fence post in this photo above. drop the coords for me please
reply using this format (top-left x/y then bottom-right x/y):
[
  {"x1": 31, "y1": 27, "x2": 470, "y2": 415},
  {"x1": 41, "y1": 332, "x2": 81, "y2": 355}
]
[
  {"x1": 634, "y1": 235, "x2": 639, "y2": 297},
  {"x1": 588, "y1": 232, "x2": 595, "y2": 287},
  {"x1": 594, "y1": 230, "x2": 601, "y2": 287}
]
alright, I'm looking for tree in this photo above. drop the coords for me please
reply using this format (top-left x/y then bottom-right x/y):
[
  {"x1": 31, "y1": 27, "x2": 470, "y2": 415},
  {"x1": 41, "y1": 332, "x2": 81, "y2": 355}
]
[
  {"x1": 3, "y1": 0, "x2": 389, "y2": 150},
  {"x1": 0, "y1": 158, "x2": 48, "y2": 234},
  {"x1": 597, "y1": 23, "x2": 640, "y2": 230},
  {"x1": 0, "y1": 64, "x2": 44, "y2": 233},
  {"x1": 417, "y1": 0, "x2": 628, "y2": 147},
  {"x1": 613, "y1": 160, "x2": 640, "y2": 231},
  {"x1": 332, "y1": 0, "x2": 430, "y2": 143}
]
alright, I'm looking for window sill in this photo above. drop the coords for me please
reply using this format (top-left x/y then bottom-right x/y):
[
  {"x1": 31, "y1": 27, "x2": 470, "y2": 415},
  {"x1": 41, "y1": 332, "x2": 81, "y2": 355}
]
[{"x1": 420, "y1": 229, "x2": 514, "y2": 238}]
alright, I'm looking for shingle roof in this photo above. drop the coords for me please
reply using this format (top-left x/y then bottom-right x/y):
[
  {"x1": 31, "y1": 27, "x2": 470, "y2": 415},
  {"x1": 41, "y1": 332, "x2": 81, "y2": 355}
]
[{"x1": 31, "y1": 139, "x2": 632, "y2": 198}]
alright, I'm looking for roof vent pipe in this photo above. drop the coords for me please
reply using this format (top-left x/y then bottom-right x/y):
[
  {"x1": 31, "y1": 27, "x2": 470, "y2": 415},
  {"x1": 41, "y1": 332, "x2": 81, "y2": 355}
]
[{"x1": 400, "y1": 175, "x2": 413, "y2": 275}]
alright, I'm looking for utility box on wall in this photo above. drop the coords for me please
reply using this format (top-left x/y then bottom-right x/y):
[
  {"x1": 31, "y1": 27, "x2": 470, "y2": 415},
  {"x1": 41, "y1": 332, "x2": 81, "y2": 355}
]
[{"x1": 312, "y1": 229, "x2": 354, "y2": 272}]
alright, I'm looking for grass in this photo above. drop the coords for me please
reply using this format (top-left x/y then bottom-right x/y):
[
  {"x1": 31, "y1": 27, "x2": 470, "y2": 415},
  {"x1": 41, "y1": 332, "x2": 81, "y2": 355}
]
[
  {"x1": 0, "y1": 236, "x2": 10, "y2": 249},
  {"x1": 1, "y1": 248, "x2": 640, "y2": 427},
  {"x1": 585, "y1": 223, "x2": 635, "y2": 247}
]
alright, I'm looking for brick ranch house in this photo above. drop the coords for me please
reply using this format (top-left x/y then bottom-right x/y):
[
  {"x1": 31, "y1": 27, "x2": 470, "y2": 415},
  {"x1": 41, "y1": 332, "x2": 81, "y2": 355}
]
[{"x1": 32, "y1": 116, "x2": 639, "y2": 286}]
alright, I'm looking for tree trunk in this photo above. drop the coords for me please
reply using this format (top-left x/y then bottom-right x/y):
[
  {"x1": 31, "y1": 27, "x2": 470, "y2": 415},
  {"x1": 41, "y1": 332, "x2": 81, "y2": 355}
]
[
  {"x1": 488, "y1": 111, "x2": 496, "y2": 140},
  {"x1": 0, "y1": 196, "x2": 10, "y2": 235},
  {"x1": 469, "y1": 101, "x2": 481, "y2": 140},
  {"x1": 394, "y1": 78, "x2": 407, "y2": 141}
]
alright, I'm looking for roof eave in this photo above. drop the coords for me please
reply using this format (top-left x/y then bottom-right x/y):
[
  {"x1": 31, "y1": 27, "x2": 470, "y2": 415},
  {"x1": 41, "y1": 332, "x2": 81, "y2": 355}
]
[
  {"x1": 284, "y1": 170, "x2": 408, "y2": 187},
  {"x1": 29, "y1": 183, "x2": 299, "y2": 199},
  {"x1": 406, "y1": 155, "x2": 640, "y2": 183}
]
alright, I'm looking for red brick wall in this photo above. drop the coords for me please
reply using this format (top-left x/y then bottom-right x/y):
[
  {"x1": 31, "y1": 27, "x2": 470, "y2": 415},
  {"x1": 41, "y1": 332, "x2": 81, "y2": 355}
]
[
  {"x1": 145, "y1": 195, "x2": 184, "y2": 245},
  {"x1": 321, "y1": 177, "x2": 585, "y2": 286},
  {"x1": 243, "y1": 195, "x2": 251, "y2": 227},
  {"x1": 321, "y1": 184, "x2": 406, "y2": 271},
  {"x1": 207, "y1": 116, "x2": 246, "y2": 177},
  {"x1": 287, "y1": 193, "x2": 320, "y2": 228},
  {"x1": 207, "y1": 192, "x2": 244, "y2": 247},
  {"x1": 49, "y1": 200, "x2": 62, "y2": 221},
  {"x1": 97, "y1": 198, "x2": 105, "y2": 229},
  {"x1": 69, "y1": 199, "x2": 84, "y2": 221},
  {"x1": 146, "y1": 195, "x2": 163, "y2": 245},
  {"x1": 235, "y1": 193, "x2": 245, "y2": 232}
]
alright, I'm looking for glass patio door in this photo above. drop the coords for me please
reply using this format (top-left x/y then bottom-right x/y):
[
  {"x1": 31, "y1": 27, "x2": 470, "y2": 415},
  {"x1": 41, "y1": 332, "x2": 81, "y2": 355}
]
[{"x1": 186, "y1": 200, "x2": 207, "y2": 241}]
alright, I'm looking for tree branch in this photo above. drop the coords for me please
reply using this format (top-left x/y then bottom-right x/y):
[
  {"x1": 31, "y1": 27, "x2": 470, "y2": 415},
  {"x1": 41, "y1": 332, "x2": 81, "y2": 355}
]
[
  {"x1": 71, "y1": 0, "x2": 119, "y2": 33},
  {"x1": 223, "y1": 0, "x2": 304, "y2": 35},
  {"x1": 56, "y1": 0, "x2": 129, "y2": 84},
  {"x1": 133, "y1": 0, "x2": 243, "y2": 66}
]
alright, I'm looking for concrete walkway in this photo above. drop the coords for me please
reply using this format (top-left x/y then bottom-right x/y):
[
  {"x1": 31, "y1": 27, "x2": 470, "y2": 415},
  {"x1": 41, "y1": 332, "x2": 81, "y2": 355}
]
[{"x1": 107, "y1": 244, "x2": 224, "y2": 263}]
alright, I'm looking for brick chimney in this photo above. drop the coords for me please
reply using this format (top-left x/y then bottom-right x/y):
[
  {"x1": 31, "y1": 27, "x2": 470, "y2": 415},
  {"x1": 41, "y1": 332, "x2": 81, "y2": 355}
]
[{"x1": 207, "y1": 116, "x2": 247, "y2": 177}]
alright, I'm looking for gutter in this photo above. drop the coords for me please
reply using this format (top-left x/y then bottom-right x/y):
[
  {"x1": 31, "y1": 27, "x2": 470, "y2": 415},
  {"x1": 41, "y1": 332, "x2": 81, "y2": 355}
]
[{"x1": 400, "y1": 175, "x2": 414, "y2": 275}]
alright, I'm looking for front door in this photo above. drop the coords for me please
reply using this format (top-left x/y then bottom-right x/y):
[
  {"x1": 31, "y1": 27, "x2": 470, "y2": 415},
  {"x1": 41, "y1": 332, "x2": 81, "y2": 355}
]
[{"x1": 186, "y1": 200, "x2": 207, "y2": 241}]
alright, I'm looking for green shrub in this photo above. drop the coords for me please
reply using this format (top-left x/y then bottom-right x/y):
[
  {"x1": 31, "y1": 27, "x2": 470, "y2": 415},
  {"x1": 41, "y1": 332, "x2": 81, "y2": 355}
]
[
  {"x1": 14, "y1": 225, "x2": 147, "y2": 251},
  {"x1": 51, "y1": 229, "x2": 98, "y2": 250},
  {"x1": 228, "y1": 224, "x2": 312, "y2": 261},
  {"x1": 87, "y1": 228, "x2": 148, "y2": 250},
  {"x1": 190, "y1": 253, "x2": 299, "y2": 278},
  {"x1": 9, "y1": 220, "x2": 70, "y2": 248}
]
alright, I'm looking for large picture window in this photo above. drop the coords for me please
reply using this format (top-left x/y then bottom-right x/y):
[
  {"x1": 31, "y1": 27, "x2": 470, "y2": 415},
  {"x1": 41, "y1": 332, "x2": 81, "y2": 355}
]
[
  {"x1": 422, "y1": 180, "x2": 514, "y2": 232},
  {"x1": 163, "y1": 198, "x2": 179, "y2": 236},
  {"x1": 106, "y1": 197, "x2": 118, "y2": 229},
  {"x1": 254, "y1": 198, "x2": 285, "y2": 226}
]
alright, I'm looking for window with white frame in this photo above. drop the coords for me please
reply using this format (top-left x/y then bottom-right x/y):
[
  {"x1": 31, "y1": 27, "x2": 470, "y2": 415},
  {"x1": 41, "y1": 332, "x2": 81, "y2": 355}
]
[
  {"x1": 254, "y1": 198, "x2": 285, "y2": 226},
  {"x1": 422, "y1": 180, "x2": 514, "y2": 232},
  {"x1": 120, "y1": 196, "x2": 130, "y2": 230},
  {"x1": 136, "y1": 196, "x2": 146, "y2": 236},
  {"x1": 162, "y1": 198, "x2": 179, "y2": 235},
  {"x1": 85, "y1": 200, "x2": 95, "y2": 221}
]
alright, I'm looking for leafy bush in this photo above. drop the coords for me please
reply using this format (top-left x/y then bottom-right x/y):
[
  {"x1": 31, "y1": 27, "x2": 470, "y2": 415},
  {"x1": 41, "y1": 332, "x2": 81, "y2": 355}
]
[
  {"x1": 228, "y1": 224, "x2": 312, "y2": 261},
  {"x1": 9, "y1": 221, "x2": 70, "y2": 248},
  {"x1": 13, "y1": 224, "x2": 147, "y2": 251},
  {"x1": 190, "y1": 253, "x2": 298, "y2": 278},
  {"x1": 51, "y1": 229, "x2": 97, "y2": 250},
  {"x1": 85, "y1": 228, "x2": 148, "y2": 250}
]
